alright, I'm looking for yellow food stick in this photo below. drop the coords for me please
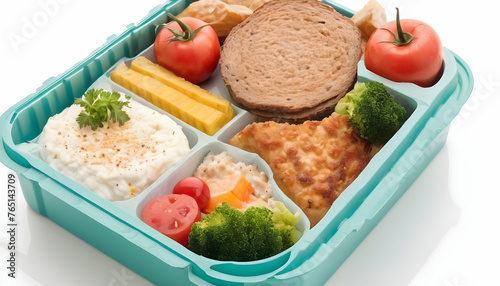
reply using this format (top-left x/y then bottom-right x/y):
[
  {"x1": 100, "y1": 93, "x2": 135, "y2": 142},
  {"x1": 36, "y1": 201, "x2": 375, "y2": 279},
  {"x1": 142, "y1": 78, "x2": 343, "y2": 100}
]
[
  {"x1": 130, "y1": 56, "x2": 235, "y2": 122},
  {"x1": 111, "y1": 62, "x2": 227, "y2": 136}
]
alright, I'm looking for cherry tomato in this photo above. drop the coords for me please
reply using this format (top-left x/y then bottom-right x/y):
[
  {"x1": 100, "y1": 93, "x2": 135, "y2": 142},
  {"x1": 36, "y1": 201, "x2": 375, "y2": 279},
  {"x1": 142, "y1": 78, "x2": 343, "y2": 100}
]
[
  {"x1": 142, "y1": 194, "x2": 201, "y2": 247},
  {"x1": 364, "y1": 8, "x2": 443, "y2": 87},
  {"x1": 154, "y1": 14, "x2": 220, "y2": 84},
  {"x1": 172, "y1": 177, "x2": 210, "y2": 209}
]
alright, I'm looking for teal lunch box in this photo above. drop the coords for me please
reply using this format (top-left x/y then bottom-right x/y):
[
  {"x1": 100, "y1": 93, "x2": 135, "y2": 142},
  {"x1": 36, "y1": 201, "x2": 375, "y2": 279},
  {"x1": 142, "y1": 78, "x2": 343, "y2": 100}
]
[{"x1": 0, "y1": 0, "x2": 473, "y2": 285}]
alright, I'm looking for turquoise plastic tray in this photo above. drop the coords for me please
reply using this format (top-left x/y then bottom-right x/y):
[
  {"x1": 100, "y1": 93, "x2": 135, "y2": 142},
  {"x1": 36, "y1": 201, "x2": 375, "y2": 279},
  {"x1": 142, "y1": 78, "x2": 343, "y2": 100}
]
[{"x1": 0, "y1": 0, "x2": 473, "y2": 285}]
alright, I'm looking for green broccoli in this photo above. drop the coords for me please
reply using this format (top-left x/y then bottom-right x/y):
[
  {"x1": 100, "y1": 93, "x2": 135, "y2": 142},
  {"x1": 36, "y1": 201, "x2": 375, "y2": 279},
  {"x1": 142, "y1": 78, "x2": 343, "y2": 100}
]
[
  {"x1": 335, "y1": 81, "x2": 407, "y2": 144},
  {"x1": 188, "y1": 202, "x2": 302, "y2": 261}
]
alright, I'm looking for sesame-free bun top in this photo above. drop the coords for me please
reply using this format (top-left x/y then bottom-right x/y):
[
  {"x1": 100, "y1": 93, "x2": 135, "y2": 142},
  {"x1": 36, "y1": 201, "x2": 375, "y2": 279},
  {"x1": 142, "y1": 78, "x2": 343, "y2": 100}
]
[{"x1": 220, "y1": 0, "x2": 362, "y2": 121}]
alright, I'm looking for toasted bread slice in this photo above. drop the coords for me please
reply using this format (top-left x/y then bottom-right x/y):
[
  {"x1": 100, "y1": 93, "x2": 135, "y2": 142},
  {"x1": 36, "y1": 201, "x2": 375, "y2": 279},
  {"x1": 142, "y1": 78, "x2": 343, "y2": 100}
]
[
  {"x1": 221, "y1": 0, "x2": 272, "y2": 11},
  {"x1": 246, "y1": 94, "x2": 346, "y2": 123},
  {"x1": 220, "y1": 0, "x2": 362, "y2": 121},
  {"x1": 352, "y1": 0, "x2": 387, "y2": 41},
  {"x1": 177, "y1": 0, "x2": 253, "y2": 39}
]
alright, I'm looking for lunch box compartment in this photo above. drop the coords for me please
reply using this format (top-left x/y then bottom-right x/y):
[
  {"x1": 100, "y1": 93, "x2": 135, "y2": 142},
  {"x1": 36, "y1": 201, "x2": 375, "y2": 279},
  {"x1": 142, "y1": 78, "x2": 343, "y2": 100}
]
[
  {"x1": 136, "y1": 141, "x2": 311, "y2": 231},
  {"x1": 0, "y1": 0, "x2": 473, "y2": 285}
]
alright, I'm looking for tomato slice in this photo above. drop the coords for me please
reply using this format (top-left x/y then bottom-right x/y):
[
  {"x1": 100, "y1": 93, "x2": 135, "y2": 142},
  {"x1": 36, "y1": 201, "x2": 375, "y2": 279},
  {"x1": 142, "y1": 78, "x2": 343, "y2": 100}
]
[
  {"x1": 142, "y1": 194, "x2": 201, "y2": 247},
  {"x1": 172, "y1": 177, "x2": 210, "y2": 209}
]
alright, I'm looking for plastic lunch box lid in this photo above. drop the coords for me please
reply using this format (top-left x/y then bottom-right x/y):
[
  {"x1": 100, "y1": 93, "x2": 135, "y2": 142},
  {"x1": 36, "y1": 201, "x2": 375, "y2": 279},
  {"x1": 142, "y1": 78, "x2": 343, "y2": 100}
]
[{"x1": 0, "y1": 0, "x2": 473, "y2": 284}]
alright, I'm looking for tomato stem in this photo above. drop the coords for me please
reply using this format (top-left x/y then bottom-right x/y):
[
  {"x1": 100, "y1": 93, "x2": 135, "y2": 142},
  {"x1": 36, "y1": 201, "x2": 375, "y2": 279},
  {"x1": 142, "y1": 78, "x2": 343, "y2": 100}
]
[
  {"x1": 155, "y1": 13, "x2": 207, "y2": 43},
  {"x1": 380, "y1": 8, "x2": 414, "y2": 46}
]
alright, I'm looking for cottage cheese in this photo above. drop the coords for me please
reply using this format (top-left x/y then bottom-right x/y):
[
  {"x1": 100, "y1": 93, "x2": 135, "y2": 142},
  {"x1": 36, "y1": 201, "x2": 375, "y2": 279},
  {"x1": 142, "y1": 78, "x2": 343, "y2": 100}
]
[{"x1": 38, "y1": 94, "x2": 190, "y2": 201}]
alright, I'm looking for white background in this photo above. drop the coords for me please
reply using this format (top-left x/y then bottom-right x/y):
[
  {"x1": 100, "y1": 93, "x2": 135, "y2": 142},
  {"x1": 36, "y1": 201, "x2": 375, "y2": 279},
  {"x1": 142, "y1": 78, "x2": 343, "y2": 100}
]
[{"x1": 1, "y1": 0, "x2": 499, "y2": 285}]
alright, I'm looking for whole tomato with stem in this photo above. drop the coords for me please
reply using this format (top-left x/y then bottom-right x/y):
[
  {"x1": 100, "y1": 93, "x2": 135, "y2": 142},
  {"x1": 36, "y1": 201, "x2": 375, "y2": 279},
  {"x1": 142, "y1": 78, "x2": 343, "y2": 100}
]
[
  {"x1": 364, "y1": 8, "x2": 443, "y2": 87},
  {"x1": 154, "y1": 14, "x2": 220, "y2": 84}
]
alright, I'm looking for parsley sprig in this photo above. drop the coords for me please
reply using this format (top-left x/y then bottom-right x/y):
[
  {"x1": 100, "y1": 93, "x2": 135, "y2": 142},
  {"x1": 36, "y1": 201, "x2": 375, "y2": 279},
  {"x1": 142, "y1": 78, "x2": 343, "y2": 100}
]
[{"x1": 75, "y1": 88, "x2": 131, "y2": 131}]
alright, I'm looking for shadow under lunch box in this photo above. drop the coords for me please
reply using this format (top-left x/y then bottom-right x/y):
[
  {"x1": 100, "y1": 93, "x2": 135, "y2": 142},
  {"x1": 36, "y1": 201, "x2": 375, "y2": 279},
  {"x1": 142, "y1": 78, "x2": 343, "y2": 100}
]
[{"x1": 0, "y1": 0, "x2": 473, "y2": 285}]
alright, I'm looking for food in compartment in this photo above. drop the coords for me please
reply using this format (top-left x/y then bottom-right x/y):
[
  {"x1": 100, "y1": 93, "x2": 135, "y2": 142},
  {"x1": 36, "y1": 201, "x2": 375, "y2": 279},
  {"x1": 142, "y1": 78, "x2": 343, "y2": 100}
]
[
  {"x1": 188, "y1": 201, "x2": 302, "y2": 261},
  {"x1": 351, "y1": 0, "x2": 387, "y2": 42},
  {"x1": 142, "y1": 193, "x2": 201, "y2": 247},
  {"x1": 172, "y1": 176, "x2": 211, "y2": 210},
  {"x1": 177, "y1": 0, "x2": 253, "y2": 40},
  {"x1": 228, "y1": 114, "x2": 382, "y2": 227},
  {"x1": 221, "y1": 0, "x2": 272, "y2": 11},
  {"x1": 351, "y1": 0, "x2": 387, "y2": 57},
  {"x1": 177, "y1": 0, "x2": 273, "y2": 40},
  {"x1": 111, "y1": 61, "x2": 232, "y2": 136},
  {"x1": 141, "y1": 151, "x2": 302, "y2": 260},
  {"x1": 74, "y1": 88, "x2": 131, "y2": 131},
  {"x1": 38, "y1": 89, "x2": 190, "y2": 201},
  {"x1": 130, "y1": 56, "x2": 235, "y2": 122},
  {"x1": 219, "y1": 0, "x2": 362, "y2": 122},
  {"x1": 154, "y1": 14, "x2": 220, "y2": 84},
  {"x1": 193, "y1": 151, "x2": 274, "y2": 213},
  {"x1": 335, "y1": 81, "x2": 407, "y2": 144},
  {"x1": 200, "y1": 174, "x2": 255, "y2": 213},
  {"x1": 364, "y1": 8, "x2": 443, "y2": 87}
]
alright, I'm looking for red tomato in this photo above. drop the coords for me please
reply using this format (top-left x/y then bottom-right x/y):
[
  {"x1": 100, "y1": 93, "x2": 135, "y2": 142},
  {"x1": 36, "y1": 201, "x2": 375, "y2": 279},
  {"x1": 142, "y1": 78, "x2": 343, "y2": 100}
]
[
  {"x1": 142, "y1": 194, "x2": 201, "y2": 247},
  {"x1": 172, "y1": 177, "x2": 210, "y2": 209},
  {"x1": 364, "y1": 9, "x2": 443, "y2": 87},
  {"x1": 154, "y1": 15, "x2": 220, "y2": 84}
]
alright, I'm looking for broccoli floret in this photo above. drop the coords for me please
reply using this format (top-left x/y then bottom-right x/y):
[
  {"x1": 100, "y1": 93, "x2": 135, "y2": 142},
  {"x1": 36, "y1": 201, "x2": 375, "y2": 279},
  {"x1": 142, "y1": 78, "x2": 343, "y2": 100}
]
[
  {"x1": 335, "y1": 81, "x2": 407, "y2": 144},
  {"x1": 188, "y1": 202, "x2": 302, "y2": 261}
]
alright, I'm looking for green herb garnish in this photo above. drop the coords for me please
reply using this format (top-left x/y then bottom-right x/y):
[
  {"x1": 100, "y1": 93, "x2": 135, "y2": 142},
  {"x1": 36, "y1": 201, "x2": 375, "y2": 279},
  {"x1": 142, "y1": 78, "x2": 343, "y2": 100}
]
[{"x1": 75, "y1": 88, "x2": 131, "y2": 131}]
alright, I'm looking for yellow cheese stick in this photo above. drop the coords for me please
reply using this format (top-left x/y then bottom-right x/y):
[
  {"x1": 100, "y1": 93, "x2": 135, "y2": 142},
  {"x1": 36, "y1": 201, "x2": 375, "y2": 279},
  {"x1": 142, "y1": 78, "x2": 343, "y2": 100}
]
[
  {"x1": 111, "y1": 62, "x2": 227, "y2": 136},
  {"x1": 130, "y1": 56, "x2": 235, "y2": 122}
]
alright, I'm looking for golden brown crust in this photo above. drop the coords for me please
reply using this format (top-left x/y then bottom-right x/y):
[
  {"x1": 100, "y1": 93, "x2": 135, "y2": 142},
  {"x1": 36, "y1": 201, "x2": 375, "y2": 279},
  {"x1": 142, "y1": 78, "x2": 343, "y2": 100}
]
[
  {"x1": 228, "y1": 115, "x2": 381, "y2": 227},
  {"x1": 177, "y1": 0, "x2": 254, "y2": 39}
]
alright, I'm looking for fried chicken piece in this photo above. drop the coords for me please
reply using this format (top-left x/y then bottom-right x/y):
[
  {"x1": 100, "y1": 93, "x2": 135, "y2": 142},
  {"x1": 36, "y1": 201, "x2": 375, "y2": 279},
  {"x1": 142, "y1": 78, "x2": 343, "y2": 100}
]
[{"x1": 228, "y1": 114, "x2": 381, "y2": 227}]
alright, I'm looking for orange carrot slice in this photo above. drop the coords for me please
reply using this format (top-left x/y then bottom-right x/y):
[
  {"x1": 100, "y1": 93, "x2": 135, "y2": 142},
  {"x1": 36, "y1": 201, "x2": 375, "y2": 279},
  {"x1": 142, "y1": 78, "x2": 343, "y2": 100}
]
[
  {"x1": 202, "y1": 191, "x2": 243, "y2": 214},
  {"x1": 231, "y1": 175, "x2": 255, "y2": 202}
]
